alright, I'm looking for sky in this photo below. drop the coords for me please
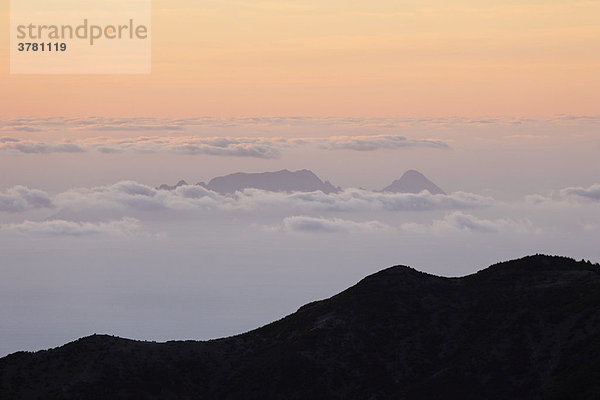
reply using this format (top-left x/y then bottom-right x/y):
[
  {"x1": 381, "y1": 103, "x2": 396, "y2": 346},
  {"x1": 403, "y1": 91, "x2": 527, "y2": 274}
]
[
  {"x1": 1, "y1": 0, "x2": 600, "y2": 116},
  {"x1": 1, "y1": 0, "x2": 599, "y2": 357}
]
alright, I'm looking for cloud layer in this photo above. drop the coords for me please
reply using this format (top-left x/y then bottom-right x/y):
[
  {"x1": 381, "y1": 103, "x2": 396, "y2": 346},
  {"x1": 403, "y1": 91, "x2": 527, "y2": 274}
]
[
  {"x1": 2, "y1": 217, "x2": 140, "y2": 237},
  {"x1": 401, "y1": 212, "x2": 534, "y2": 234},
  {"x1": 49, "y1": 181, "x2": 493, "y2": 214},
  {"x1": 2, "y1": 115, "x2": 599, "y2": 133},
  {"x1": 559, "y1": 184, "x2": 600, "y2": 202},
  {"x1": 0, "y1": 138, "x2": 85, "y2": 154},
  {"x1": 321, "y1": 135, "x2": 448, "y2": 151},
  {"x1": 527, "y1": 183, "x2": 600, "y2": 205},
  {"x1": 278, "y1": 216, "x2": 392, "y2": 233},
  {"x1": 3, "y1": 180, "x2": 599, "y2": 239},
  {"x1": 0, "y1": 186, "x2": 53, "y2": 213},
  {"x1": 1, "y1": 134, "x2": 449, "y2": 158}
]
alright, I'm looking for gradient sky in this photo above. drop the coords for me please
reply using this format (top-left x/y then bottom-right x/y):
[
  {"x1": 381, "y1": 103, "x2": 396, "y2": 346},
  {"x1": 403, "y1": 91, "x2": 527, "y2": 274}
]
[
  {"x1": 1, "y1": 1, "x2": 599, "y2": 357},
  {"x1": 1, "y1": 0, "x2": 599, "y2": 116}
]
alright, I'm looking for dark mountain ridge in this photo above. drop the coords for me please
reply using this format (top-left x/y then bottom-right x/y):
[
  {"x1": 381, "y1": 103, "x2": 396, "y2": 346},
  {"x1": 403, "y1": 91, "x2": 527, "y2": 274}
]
[
  {"x1": 157, "y1": 180, "x2": 188, "y2": 191},
  {"x1": 3, "y1": 254, "x2": 599, "y2": 399}
]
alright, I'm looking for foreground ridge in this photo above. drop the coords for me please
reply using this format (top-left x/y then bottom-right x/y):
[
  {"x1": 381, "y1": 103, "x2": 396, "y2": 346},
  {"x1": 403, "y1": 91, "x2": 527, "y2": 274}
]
[{"x1": 1, "y1": 255, "x2": 600, "y2": 400}]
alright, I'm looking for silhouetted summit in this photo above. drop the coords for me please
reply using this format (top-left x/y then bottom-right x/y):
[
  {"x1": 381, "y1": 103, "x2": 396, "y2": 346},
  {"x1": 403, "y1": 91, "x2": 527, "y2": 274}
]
[
  {"x1": 156, "y1": 180, "x2": 188, "y2": 191},
  {"x1": 201, "y1": 169, "x2": 339, "y2": 194},
  {"x1": 382, "y1": 170, "x2": 446, "y2": 194},
  {"x1": 2, "y1": 255, "x2": 600, "y2": 399},
  {"x1": 158, "y1": 169, "x2": 339, "y2": 194},
  {"x1": 158, "y1": 169, "x2": 446, "y2": 195}
]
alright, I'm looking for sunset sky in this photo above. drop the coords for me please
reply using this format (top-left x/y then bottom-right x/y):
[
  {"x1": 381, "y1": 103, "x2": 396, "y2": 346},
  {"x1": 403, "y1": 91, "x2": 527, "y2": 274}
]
[
  {"x1": 1, "y1": 0, "x2": 599, "y2": 116},
  {"x1": 1, "y1": 0, "x2": 599, "y2": 357}
]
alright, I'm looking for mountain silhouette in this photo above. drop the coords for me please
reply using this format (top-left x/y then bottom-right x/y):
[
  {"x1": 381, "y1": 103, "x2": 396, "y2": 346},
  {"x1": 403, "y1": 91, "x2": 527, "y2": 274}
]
[
  {"x1": 200, "y1": 169, "x2": 339, "y2": 194},
  {"x1": 156, "y1": 180, "x2": 188, "y2": 191},
  {"x1": 2, "y1": 255, "x2": 600, "y2": 399},
  {"x1": 382, "y1": 170, "x2": 446, "y2": 194},
  {"x1": 158, "y1": 170, "x2": 339, "y2": 194}
]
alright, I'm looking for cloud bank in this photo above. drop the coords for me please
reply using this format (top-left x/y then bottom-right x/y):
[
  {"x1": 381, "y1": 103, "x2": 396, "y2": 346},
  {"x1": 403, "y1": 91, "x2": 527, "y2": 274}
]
[
  {"x1": 527, "y1": 183, "x2": 600, "y2": 205},
  {"x1": 0, "y1": 186, "x2": 54, "y2": 213},
  {"x1": 5, "y1": 180, "x2": 598, "y2": 238},
  {"x1": 559, "y1": 184, "x2": 600, "y2": 202},
  {"x1": 50, "y1": 181, "x2": 493, "y2": 214},
  {"x1": 1, "y1": 134, "x2": 449, "y2": 158},
  {"x1": 0, "y1": 138, "x2": 85, "y2": 154},
  {"x1": 320, "y1": 135, "x2": 448, "y2": 151},
  {"x1": 2, "y1": 217, "x2": 141, "y2": 237},
  {"x1": 401, "y1": 212, "x2": 535, "y2": 234},
  {"x1": 2, "y1": 115, "x2": 599, "y2": 133},
  {"x1": 277, "y1": 216, "x2": 393, "y2": 233}
]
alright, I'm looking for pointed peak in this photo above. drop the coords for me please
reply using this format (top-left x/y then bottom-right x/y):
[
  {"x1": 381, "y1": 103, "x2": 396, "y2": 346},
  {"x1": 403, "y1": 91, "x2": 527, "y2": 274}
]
[
  {"x1": 382, "y1": 170, "x2": 446, "y2": 195},
  {"x1": 402, "y1": 170, "x2": 426, "y2": 178}
]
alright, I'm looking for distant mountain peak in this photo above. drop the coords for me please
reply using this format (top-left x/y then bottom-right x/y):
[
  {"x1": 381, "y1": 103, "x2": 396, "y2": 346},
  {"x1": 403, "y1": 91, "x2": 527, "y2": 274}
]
[
  {"x1": 204, "y1": 169, "x2": 339, "y2": 194},
  {"x1": 403, "y1": 169, "x2": 427, "y2": 178},
  {"x1": 156, "y1": 180, "x2": 188, "y2": 191},
  {"x1": 381, "y1": 170, "x2": 445, "y2": 194},
  {"x1": 159, "y1": 170, "x2": 339, "y2": 195}
]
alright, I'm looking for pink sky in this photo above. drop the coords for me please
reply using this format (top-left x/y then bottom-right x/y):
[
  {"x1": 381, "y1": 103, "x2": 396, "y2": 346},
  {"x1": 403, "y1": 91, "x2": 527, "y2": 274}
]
[{"x1": 1, "y1": 0, "x2": 599, "y2": 117}]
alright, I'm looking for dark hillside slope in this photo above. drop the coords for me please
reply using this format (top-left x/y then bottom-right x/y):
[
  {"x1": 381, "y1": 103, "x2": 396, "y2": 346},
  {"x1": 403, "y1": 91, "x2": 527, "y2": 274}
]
[{"x1": 1, "y1": 255, "x2": 600, "y2": 399}]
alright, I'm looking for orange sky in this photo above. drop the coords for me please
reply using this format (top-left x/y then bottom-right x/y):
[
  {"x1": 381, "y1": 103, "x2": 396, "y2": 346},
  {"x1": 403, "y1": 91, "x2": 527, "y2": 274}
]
[{"x1": 1, "y1": 0, "x2": 599, "y2": 117}]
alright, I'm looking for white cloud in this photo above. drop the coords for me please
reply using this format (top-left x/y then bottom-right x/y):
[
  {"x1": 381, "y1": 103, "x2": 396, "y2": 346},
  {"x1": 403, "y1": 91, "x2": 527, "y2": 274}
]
[
  {"x1": 0, "y1": 135, "x2": 449, "y2": 158},
  {"x1": 0, "y1": 186, "x2": 53, "y2": 212},
  {"x1": 527, "y1": 183, "x2": 600, "y2": 205},
  {"x1": 318, "y1": 135, "x2": 449, "y2": 151},
  {"x1": 54, "y1": 181, "x2": 230, "y2": 213},
  {"x1": 559, "y1": 184, "x2": 600, "y2": 202},
  {"x1": 234, "y1": 188, "x2": 493, "y2": 212},
  {"x1": 0, "y1": 116, "x2": 455, "y2": 158},
  {"x1": 2, "y1": 217, "x2": 141, "y2": 237},
  {"x1": 525, "y1": 194, "x2": 549, "y2": 205},
  {"x1": 1, "y1": 136, "x2": 281, "y2": 158},
  {"x1": 2, "y1": 115, "x2": 599, "y2": 134},
  {"x1": 276, "y1": 216, "x2": 393, "y2": 233},
  {"x1": 401, "y1": 212, "x2": 535, "y2": 234},
  {"x1": 53, "y1": 182, "x2": 493, "y2": 214},
  {"x1": 0, "y1": 140, "x2": 85, "y2": 154}
]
